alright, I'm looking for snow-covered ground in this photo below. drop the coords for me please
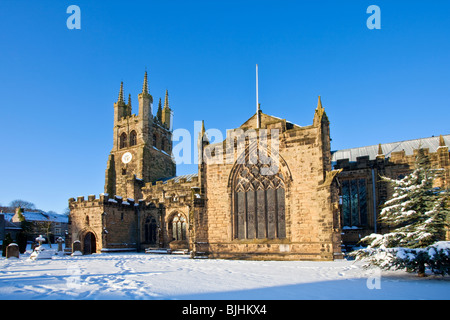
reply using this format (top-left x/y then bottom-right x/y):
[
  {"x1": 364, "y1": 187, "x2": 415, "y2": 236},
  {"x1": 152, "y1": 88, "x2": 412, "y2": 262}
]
[{"x1": 0, "y1": 246, "x2": 448, "y2": 300}]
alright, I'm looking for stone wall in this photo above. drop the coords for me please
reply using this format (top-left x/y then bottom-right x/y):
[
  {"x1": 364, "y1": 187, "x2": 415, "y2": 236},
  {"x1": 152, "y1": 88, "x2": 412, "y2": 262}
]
[
  {"x1": 69, "y1": 194, "x2": 149, "y2": 253},
  {"x1": 142, "y1": 175, "x2": 201, "y2": 249},
  {"x1": 335, "y1": 141, "x2": 450, "y2": 247},
  {"x1": 194, "y1": 110, "x2": 342, "y2": 261}
]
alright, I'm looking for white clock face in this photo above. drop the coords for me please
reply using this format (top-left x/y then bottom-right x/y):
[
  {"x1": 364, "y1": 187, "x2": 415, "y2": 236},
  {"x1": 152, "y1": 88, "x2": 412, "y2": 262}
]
[{"x1": 122, "y1": 152, "x2": 132, "y2": 164}]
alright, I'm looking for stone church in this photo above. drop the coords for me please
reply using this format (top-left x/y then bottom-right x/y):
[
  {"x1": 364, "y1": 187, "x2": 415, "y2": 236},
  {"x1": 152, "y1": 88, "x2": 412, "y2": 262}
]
[{"x1": 68, "y1": 72, "x2": 449, "y2": 260}]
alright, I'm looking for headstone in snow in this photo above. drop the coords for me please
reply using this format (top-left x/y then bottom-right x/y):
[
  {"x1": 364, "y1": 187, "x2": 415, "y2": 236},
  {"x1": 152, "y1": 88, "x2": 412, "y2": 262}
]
[
  {"x1": 56, "y1": 237, "x2": 64, "y2": 252},
  {"x1": 30, "y1": 246, "x2": 55, "y2": 260},
  {"x1": 6, "y1": 243, "x2": 19, "y2": 259},
  {"x1": 56, "y1": 237, "x2": 65, "y2": 256},
  {"x1": 72, "y1": 240, "x2": 82, "y2": 256}
]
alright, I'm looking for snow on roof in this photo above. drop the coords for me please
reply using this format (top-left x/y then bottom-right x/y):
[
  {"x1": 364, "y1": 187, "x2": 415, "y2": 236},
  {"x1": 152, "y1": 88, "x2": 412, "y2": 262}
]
[
  {"x1": 266, "y1": 114, "x2": 302, "y2": 128},
  {"x1": 156, "y1": 173, "x2": 198, "y2": 184},
  {"x1": 331, "y1": 134, "x2": 450, "y2": 162},
  {"x1": 14, "y1": 211, "x2": 68, "y2": 223}
]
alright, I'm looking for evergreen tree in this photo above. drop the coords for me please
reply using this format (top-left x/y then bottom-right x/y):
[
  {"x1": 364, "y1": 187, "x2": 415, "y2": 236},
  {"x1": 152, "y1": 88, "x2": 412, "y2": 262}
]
[
  {"x1": 352, "y1": 149, "x2": 450, "y2": 276},
  {"x1": 1, "y1": 233, "x2": 13, "y2": 257},
  {"x1": 16, "y1": 207, "x2": 33, "y2": 253},
  {"x1": 16, "y1": 232, "x2": 27, "y2": 254}
]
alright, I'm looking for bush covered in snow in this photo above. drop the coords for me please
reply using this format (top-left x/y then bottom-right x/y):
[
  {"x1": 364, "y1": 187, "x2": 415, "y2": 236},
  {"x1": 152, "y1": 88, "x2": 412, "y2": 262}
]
[{"x1": 354, "y1": 241, "x2": 450, "y2": 276}]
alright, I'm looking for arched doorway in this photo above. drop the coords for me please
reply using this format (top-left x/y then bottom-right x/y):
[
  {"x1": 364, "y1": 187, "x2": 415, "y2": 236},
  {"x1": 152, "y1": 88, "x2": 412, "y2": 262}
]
[
  {"x1": 144, "y1": 217, "x2": 158, "y2": 244},
  {"x1": 83, "y1": 232, "x2": 96, "y2": 254}
]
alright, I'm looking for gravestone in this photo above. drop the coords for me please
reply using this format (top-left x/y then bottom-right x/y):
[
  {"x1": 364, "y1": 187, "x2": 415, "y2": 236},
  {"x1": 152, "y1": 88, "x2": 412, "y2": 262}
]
[
  {"x1": 6, "y1": 243, "x2": 19, "y2": 259},
  {"x1": 56, "y1": 237, "x2": 64, "y2": 252},
  {"x1": 36, "y1": 235, "x2": 45, "y2": 246},
  {"x1": 72, "y1": 240, "x2": 82, "y2": 256}
]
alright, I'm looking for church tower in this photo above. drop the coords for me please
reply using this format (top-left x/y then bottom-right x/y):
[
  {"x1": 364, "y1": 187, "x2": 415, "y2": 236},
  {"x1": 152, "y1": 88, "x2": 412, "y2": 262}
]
[{"x1": 105, "y1": 72, "x2": 176, "y2": 200}]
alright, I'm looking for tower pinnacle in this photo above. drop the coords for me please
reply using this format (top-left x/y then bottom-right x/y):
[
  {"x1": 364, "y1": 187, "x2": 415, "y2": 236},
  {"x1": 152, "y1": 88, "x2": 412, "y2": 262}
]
[
  {"x1": 377, "y1": 143, "x2": 383, "y2": 155},
  {"x1": 162, "y1": 89, "x2": 172, "y2": 130},
  {"x1": 316, "y1": 96, "x2": 324, "y2": 114},
  {"x1": 164, "y1": 89, "x2": 169, "y2": 109},
  {"x1": 157, "y1": 98, "x2": 163, "y2": 122},
  {"x1": 439, "y1": 134, "x2": 446, "y2": 147},
  {"x1": 118, "y1": 82, "x2": 124, "y2": 103},
  {"x1": 142, "y1": 71, "x2": 149, "y2": 95},
  {"x1": 314, "y1": 95, "x2": 328, "y2": 125}
]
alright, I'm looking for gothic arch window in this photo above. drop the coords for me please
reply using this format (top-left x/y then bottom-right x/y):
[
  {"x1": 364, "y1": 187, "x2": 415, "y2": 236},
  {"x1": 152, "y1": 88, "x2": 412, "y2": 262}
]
[
  {"x1": 129, "y1": 130, "x2": 137, "y2": 146},
  {"x1": 169, "y1": 213, "x2": 187, "y2": 241},
  {"x1": 120, "y1": 132, "x2": 127, "y2": 149},
  {"x1": 144, "y1": 217, "x2": 157, "y2": 244},
  {"x1": 161, "y1": 138, "x2": 165, "y2": 152},
  {"x1": 232, "y1": 161, "x2": 286, "y2": 240},
  {"x1": 153, "y1": 134, "x2": 157, "y2": 148}
]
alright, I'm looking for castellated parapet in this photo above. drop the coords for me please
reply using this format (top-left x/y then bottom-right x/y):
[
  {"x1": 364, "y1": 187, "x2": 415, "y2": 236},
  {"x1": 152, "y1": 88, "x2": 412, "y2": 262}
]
[
  {"x1": 142, "y1": 175, "x2": 200, "y2": 204},
  {"x1": 68, "y1": 193, "x2": 159, "y2": 253}
]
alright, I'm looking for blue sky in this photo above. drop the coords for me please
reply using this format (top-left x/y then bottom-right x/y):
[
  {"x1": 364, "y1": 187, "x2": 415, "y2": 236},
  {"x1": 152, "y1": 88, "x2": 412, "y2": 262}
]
[{"x1": 0, "y1": 1, "x2": 449, "y2": 214}]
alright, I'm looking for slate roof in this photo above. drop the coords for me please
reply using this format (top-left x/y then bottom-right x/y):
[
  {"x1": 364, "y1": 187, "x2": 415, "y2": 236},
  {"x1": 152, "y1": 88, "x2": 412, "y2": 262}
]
[
  {"x1": 6, "y1": 211, "x2": 68, "y2": 223},
  {"x1": 331, "y1": 134, "x2": 449, "y2": 163},
  {"x1": 157, "y1": 173, "x2": 199, "y2": 184}
]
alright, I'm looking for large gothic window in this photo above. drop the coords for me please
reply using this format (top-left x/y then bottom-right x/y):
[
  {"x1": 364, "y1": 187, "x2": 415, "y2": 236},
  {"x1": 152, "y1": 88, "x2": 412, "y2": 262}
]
[
  {"x1": 233, "y1": 161, "x2": 286, "y2": 240},
  {"x1": 341, "y1": 179, "x2": 367, "y2": 227}
]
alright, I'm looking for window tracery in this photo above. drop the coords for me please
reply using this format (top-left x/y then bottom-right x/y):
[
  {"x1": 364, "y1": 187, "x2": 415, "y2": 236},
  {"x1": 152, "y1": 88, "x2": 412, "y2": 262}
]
[{"x1": 233, "y1": 161, "x2": 286, "y2": 239}]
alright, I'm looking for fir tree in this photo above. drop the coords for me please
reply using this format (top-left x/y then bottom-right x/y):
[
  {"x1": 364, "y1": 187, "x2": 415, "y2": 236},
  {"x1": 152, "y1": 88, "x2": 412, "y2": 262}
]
[
  {"x1": 1, "y1": 233, "x2": 13, "y2": 257},
  {"x1": 352, "y1": 149, "x2": 450, "y2": 276},
  {"x1": 16, "y1": 207, "x2": 33, "y2": 253}
]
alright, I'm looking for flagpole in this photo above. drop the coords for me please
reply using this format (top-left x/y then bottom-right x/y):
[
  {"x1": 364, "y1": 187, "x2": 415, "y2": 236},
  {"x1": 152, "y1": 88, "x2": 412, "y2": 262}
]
[{"x1": 256, "y1": 64, "x2": 260, "y2": 128}]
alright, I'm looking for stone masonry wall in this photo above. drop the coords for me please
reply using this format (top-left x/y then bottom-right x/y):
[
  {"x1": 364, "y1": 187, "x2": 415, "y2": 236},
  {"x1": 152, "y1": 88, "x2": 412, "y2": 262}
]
[{"x1": 198, "y1": 112, "x2": 341, "y2": 260}]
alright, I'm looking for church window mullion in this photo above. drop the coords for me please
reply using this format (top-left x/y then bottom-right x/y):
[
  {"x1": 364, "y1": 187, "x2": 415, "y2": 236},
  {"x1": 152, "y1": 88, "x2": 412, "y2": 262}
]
[
  {"x1": 256, "y1": 188, "x2": 266, "y2": 239},
  {"x1": 234, "y1": 193, "x2": 238, "y2": 239},
  {"x1": 264, "y1": 189, "x2": 269, "y2": 238},
  {"x1": 273, "y1": 187, "x2": 279, "y2": 239},
  {"x1": 244, "y1": 190, "x2": 248, "y2": 239},
  {"x1": 246, "y1": 189, "x2": 256, "y2": 239},
  {"x1": 236, "y1": 191, "x2": 246, "y2": 239},
  {"x1": 277, "y1": 188, "x2": 286, "y2": 238}
]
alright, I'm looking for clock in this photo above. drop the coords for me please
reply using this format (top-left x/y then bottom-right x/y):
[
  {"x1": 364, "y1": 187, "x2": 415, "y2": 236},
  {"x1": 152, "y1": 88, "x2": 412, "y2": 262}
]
[{"x1": 121, "y1": 152, "x2": 132, "y2": 164}]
